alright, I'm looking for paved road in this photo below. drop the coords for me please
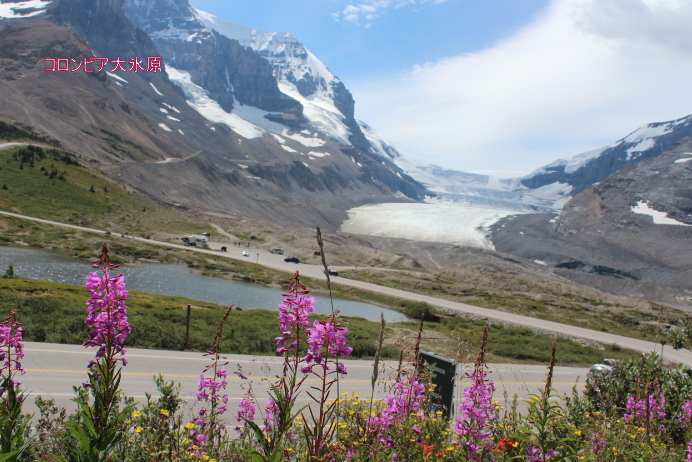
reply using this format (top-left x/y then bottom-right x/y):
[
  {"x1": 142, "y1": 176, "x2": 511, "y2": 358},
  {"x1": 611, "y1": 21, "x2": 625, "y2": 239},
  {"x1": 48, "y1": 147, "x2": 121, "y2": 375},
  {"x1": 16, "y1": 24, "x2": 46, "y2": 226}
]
[
  {"x1": 19, "y1": 342, "x2": 584, "y2": 418},
  {"x1": 1, "y1": 209, "x2": 690, "y2": 366},
  {"x1": 0, "y1": 142, "x2": 52, "y2": 151}
]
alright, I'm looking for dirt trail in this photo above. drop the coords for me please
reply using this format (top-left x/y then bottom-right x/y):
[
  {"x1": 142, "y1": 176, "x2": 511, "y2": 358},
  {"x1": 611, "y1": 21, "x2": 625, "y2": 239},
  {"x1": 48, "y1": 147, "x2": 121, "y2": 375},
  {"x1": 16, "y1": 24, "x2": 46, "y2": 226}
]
[{"x1": 210, "y1": 223, "x2": 240, "y2": 242}]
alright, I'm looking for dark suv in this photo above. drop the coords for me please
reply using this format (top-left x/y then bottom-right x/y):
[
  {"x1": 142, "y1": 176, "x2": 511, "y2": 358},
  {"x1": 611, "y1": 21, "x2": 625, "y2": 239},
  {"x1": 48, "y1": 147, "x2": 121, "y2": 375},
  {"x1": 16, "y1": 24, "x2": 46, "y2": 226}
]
[{"x1": 284, "y1": 257, "x2": 300, "y2": 263}]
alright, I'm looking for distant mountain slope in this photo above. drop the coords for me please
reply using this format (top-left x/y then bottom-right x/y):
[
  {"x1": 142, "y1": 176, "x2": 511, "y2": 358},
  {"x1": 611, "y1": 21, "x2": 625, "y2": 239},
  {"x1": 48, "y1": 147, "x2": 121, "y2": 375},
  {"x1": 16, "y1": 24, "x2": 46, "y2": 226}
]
[
  {"x1": 393, "y1": 114, "x2": 692, "y2": 216},
  {"x1": 492, "y1": 139, "x2": 692, "y2": 307},
  {"x1": 520, "y1": 114, "x2": 692, "y2": 196}
]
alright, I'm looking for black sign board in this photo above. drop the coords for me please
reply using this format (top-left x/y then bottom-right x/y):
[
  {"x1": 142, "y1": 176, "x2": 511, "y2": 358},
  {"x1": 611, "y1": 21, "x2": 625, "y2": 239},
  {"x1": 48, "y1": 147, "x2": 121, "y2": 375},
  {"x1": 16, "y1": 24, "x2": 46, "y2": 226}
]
[{"x1": 418, "y1": 351, "x2": 456, "y2": 420}]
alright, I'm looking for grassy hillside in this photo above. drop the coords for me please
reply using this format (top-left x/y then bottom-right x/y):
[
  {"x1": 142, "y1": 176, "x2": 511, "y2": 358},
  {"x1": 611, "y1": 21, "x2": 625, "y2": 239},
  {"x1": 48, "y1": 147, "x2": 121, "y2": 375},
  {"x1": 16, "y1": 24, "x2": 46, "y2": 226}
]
[{"x1": 0, "y1": 144, "x2": 207, "y2": 235}]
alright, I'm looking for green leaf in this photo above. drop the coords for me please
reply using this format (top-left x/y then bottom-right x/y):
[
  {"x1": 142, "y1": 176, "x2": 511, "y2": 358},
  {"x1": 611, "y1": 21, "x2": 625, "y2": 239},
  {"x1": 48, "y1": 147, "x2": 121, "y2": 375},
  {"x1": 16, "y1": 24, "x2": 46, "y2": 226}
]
[
  {"x1": 0, "y1": 451, "x2": 18, "y2": 462},
  {"x1": 268, "y1": 450, "x2": 283, "y2": 462},
  {"x1": 243, "y1": 418, "x2": 271, "y2": 455},
  {"x1": 68, "y1": 425, "x2": 91, "y2": 449},
  {"x1": 246, "y1": 448, "x2": 268, "y2": 462}
]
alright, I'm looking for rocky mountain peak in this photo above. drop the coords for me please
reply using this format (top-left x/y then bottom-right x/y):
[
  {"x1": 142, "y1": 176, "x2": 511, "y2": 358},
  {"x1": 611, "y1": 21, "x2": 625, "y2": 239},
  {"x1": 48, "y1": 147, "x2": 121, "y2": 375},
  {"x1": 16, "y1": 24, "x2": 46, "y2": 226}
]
[
  {"x1": 48, "y1": 0, "x2": 157, "y2": 58},
  {"x1": 189, "y1": 6, "x2": 367, "y2": 150}
]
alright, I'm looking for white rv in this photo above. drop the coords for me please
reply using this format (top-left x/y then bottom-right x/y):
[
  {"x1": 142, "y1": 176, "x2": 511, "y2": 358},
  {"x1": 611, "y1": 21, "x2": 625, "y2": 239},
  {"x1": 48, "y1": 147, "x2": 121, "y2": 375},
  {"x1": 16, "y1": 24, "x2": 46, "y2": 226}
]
[{"x1": 183, "y1": 235, "x2": 209, "y2": 247}]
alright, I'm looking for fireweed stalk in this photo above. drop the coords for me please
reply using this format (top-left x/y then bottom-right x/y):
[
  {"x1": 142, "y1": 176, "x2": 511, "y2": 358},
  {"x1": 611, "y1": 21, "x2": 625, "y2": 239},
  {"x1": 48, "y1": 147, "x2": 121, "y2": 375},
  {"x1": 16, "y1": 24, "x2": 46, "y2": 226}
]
[
  {"x1": 68, "y1": 242, "x2": 134, "y2": 461},
  {"x1": 234, "y1": 380, "x2": 257, "y2": 439},
  {"x1": 681, "y1": 399, "x2": 692, "y2": 462},
  {"x1": 0, "y1": 310, "x2": 25, "y2": 393},
  {"x1": 245, "y1": 272, "x2": 353, "y2": 461},
  {"x1": 189, "y1": 305, "x2": 233, "y2": 457},
  {"x1": 623, "y1": 389, "x2": 667, "y2": 435},
  {"x1": 455, "y1": 326, "x2": 496, "y2": 461},
  {"x1": 243, "y1": 273, "x2": 313, "y2": 461},
  {"x1": 301, "y1": 312, "x2": 353, "y2": 459},
  {"x1": 315, "y1": 226, "x2": 341, "y2": 404},
  {"x1": 0, "y1": 310, "x2": 31, "y2": 461},
  {"x1": 519, "y1": 341, "x2": 574, "y2": 462},
  {"x1": 364, "y1": 316, "x2": 426, "y2": 457}
]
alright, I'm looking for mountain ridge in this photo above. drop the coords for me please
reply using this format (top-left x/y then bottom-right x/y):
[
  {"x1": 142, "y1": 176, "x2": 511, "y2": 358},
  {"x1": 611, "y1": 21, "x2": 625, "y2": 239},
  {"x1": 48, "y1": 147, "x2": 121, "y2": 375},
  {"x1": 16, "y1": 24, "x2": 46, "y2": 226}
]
[{"x1": 0, "y1": 0, "x2": 426, "y2": 229}]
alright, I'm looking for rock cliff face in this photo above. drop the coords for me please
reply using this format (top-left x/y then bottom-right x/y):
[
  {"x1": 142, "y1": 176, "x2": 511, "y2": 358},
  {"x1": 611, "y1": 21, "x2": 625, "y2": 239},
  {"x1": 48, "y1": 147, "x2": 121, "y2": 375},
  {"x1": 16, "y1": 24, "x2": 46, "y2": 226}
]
[
  {"x1": 124, "y1": 0, "x2": 302, "y2": 119},
  {"x1": 49, "y1": 0, "x2": 159, "y2": 59}
]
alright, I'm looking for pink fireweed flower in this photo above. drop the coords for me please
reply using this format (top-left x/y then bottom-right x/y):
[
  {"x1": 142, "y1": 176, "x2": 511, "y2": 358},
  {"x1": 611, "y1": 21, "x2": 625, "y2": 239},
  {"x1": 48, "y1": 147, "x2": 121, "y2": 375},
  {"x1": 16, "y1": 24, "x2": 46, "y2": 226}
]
[
  {"x1": 0, "y1": 310, "x2": 25, "y2": 391},
  {"x1": 235, "y1": 393, "x2": 256, "y2": 436},
  {"x1": 190, "y1": 367, "x2": 229, "y2": 455},
  {"x1": 302, "y1": 318, "x2": 353, "y2": 374},
  {"x1": 188, "y1": 411, "x2": 209, "y2": 457},
  {"x1": 196, "y1": 367, "x2": 229, "y2": 408},
  {"x1": 590, "y1": 431, "x2": 607, "y2": 455},
  {"x1": 681, "y1": 399, "x2": 692, "y2": 430},
  {"x1": 367, "y1": 371, "x2": 426, "y2": 432},
  {"x1": 455, "y1": 367, "x2": 496, "y2": 460},
  {"x1": 527, "y1": 446, "x2": 557, "y2": 462},
  {"x1": 83, "y1": 244, "x2": 131, "y2": 366},
  {"x1": 624, "y1": 392, "x2": 666, "y2": 433},
  {"x1": 275, "y1": 272, "x2": 315, "y2": 355},
  {"x1": 264, "y1": 398, "x2": 280, "y2": 432}
]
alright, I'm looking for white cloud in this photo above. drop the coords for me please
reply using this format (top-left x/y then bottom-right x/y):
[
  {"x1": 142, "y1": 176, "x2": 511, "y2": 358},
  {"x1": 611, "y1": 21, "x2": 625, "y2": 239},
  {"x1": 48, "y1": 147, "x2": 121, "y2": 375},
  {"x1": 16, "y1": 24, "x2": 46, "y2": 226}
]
[
  {"x1": 350, "y1": 0, "x2": 692, "y2": 175},
  {"x1": 333, "y1": 0, "x2": 448, "y2": 26}
]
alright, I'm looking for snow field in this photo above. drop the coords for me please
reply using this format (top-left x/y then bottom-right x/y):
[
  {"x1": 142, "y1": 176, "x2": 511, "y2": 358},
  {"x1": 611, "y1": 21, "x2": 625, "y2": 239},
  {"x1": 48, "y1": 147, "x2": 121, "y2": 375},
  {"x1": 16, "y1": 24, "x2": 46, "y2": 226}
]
[
  {"x1": 340, "y1": 202, "x2": 516, "y2": 249},
  {"x1": 631, "y1": 201, "x2": 691, "y2": 226}
]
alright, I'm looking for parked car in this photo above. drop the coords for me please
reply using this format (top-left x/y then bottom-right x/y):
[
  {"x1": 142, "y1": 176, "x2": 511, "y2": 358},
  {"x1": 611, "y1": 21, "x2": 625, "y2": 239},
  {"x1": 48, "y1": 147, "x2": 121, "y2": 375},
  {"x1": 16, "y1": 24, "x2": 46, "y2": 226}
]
[
  {"x1": 327, "y1": 269, "x2": 338, "y2": 276},
  {"x1": 586, "y1": 363, "x2": 614, "y2": 384},
  {"x1": 586, "y1": 359, "x2": 616, "y2": 398},
  {"x1": 270, "y1": 248, "x2": 284, "y2": 255},
  {"x1": 284, "y1": 257, "x2": 300, "y2": 263},
  {"x1": 242, "y1": 251, "x2": 249, "y2": 257}
]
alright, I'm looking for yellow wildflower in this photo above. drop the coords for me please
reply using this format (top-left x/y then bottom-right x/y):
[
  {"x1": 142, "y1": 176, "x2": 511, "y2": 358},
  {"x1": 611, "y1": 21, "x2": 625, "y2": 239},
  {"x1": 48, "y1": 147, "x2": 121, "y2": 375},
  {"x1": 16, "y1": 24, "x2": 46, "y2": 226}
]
[
  {"x1": 132, "y1": 411, "x2": 141, "y2": 418},
  {"x1": 160, "y1": 409, "x2": 170, "y2": 417},
  {"x1": 135, "y1": 427, "x2": 143, "y2": 433}
]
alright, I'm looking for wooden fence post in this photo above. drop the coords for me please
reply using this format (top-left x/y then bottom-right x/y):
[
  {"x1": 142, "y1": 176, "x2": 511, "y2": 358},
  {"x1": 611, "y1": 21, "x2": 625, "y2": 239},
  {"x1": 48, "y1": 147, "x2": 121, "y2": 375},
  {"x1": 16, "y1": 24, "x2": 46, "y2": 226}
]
[{"x1": 184, "y1": 304, "x2": 191, "y2": 350}]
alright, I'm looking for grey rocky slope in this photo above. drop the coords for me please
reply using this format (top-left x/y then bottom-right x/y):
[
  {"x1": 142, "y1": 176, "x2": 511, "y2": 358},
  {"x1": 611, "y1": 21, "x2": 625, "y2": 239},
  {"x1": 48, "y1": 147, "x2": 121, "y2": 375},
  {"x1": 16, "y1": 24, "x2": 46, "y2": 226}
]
[{"x1": 492, "y1": 139, "x2": 692, "y2": 308}]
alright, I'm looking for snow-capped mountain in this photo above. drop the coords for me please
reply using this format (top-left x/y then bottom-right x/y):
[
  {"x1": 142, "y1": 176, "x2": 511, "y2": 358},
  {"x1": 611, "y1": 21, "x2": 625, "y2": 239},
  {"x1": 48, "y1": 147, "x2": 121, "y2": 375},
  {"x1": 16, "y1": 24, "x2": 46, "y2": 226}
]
[
  {"x1": 124, "y1": 0, "x2": 374, "y2": 154},
  {"x1": 0, "y1": 0, "x2": 425, "y2": 229},
  {"x1": 191, "y1": 9, "x2": 365, "y2": 149}
]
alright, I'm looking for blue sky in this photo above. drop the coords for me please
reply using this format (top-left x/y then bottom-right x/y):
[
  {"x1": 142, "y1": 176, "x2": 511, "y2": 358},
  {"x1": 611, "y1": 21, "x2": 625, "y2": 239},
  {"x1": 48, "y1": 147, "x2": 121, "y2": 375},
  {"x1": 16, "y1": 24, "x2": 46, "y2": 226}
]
[
  {"x1": 190, "y1": 0, "x2": 692, "y2": 176},
  {"x1": 190, "y1": 0, "x2": 548, "y2": 84}
]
